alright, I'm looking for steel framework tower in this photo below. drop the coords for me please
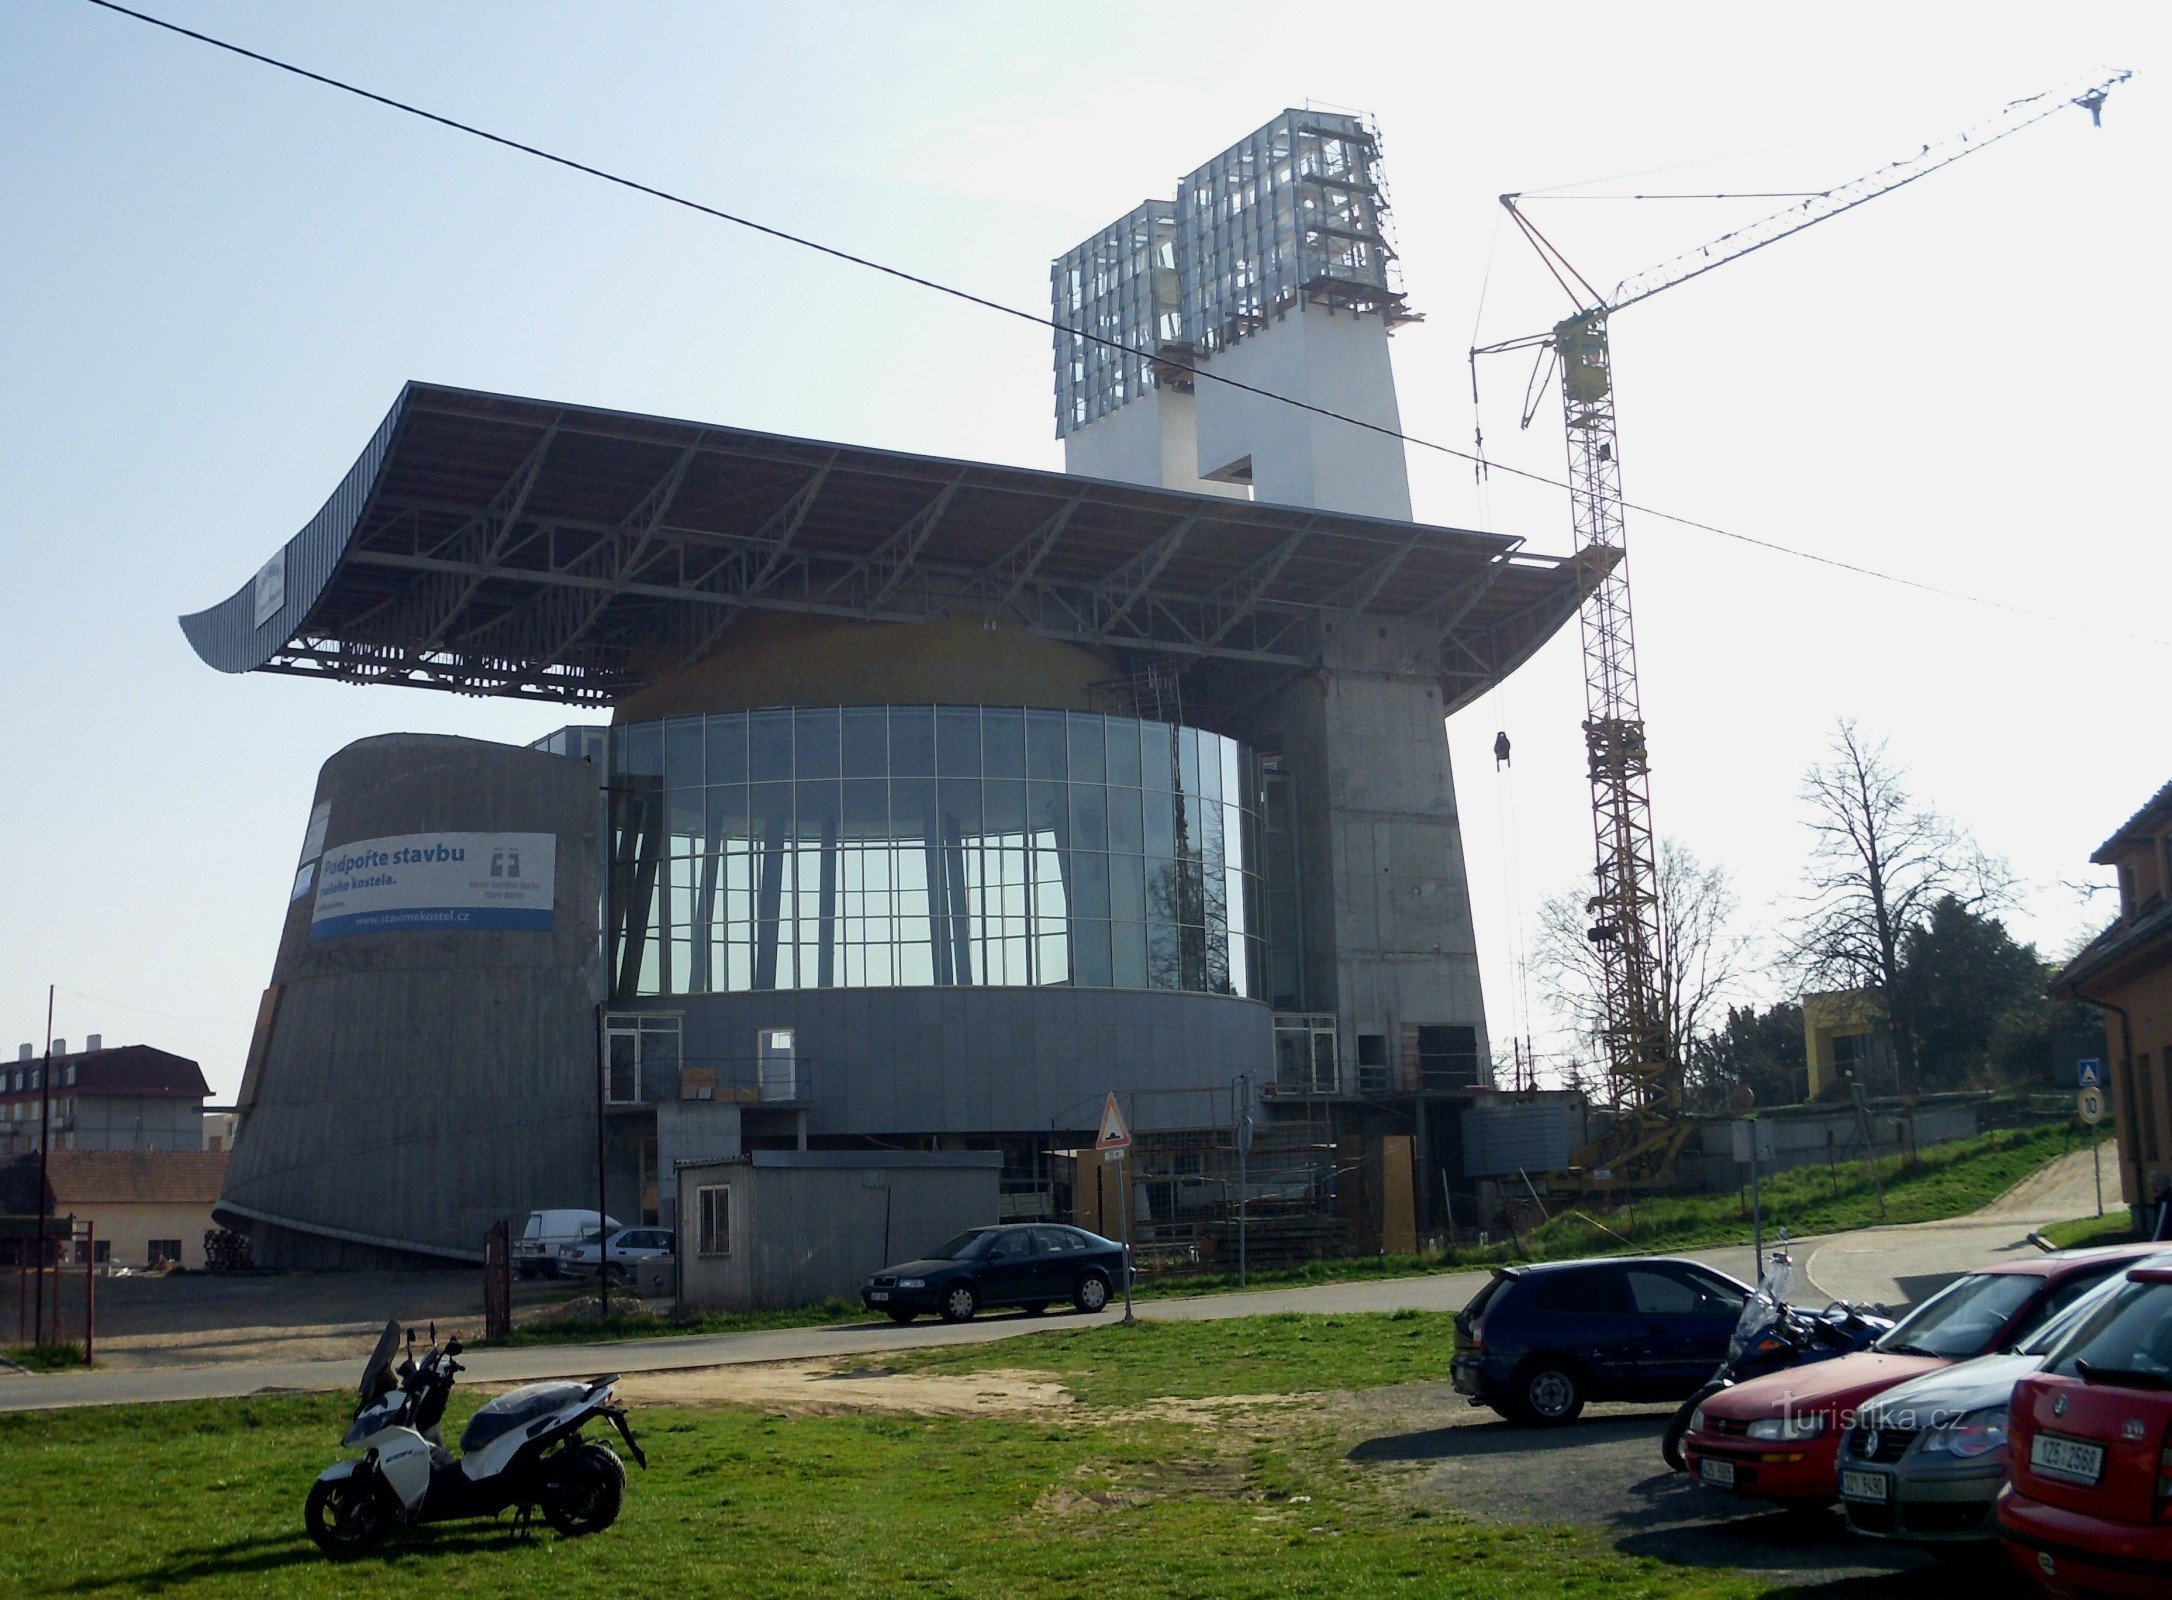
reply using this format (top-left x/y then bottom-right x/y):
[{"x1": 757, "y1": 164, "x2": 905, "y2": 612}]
[{"x1": 1478, "y1": 71, "x2": 2130, "y2": 1187}]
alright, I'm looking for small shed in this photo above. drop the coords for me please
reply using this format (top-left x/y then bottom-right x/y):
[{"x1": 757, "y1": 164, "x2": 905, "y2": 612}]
[{"x1": 676, "y1": 1150, "x2": 1002, "y2": 1312}]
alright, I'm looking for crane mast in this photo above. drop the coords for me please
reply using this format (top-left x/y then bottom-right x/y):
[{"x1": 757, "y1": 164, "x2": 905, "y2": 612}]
[{"x1": 1480, "y1": 72, "x2": 2130, "y2": 1188}]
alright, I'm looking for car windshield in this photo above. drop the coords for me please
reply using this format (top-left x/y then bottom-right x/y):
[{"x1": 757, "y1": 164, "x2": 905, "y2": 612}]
[
  {"x1": 2045, "y1": 1280, "x2": 2172, "y2": 1387},
  {"x1": 1876, "y1": 1272, "x2": 2039, "y2": 1359},
  {"x1": 926, "y1": 1231, "x2": 995, "y2": 1261}
]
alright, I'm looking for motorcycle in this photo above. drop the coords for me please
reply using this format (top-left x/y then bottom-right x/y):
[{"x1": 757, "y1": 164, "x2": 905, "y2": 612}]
[
  {"x1": 1659, "y1": 1245, "x2": 1892, "y2": 1470},
  {"x1": 305, "y1": 1319, "x2": 647, "y2": 1557}
]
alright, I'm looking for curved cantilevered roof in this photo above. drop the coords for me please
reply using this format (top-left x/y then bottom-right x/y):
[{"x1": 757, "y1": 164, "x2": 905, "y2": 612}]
[{"x1": 182, "y1": 382, "x2": 1602, "y2": 711}]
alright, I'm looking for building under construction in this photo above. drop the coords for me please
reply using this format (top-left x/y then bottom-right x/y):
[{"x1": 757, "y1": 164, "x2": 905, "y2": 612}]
[{"x1": 182, "y1": 111, "x2": 1597, "y2": 1269}]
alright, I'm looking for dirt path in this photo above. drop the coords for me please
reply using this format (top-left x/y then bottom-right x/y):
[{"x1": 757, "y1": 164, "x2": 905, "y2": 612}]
[{"x1": 607, "y1": 1360, "x2": 1072, "y2": 1418}]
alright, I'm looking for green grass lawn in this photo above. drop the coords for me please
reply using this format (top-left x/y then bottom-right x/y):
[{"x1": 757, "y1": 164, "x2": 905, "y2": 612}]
[
  {"x1": 2037, "y1": 1213, "x2": 2143, "y2": 1250},
  {"x1": 0, "y1": 1323, "x2": 1770, "y2": 1600},
  {"x1": 875, "y1": 1310, "x2": 1456, "y2": 1407}
]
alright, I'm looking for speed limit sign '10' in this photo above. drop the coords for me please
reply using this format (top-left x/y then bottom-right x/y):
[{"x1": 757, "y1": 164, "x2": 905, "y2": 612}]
[{"x1": 2078, "y1": 1087, "x2": 2105, "y2": 1126}]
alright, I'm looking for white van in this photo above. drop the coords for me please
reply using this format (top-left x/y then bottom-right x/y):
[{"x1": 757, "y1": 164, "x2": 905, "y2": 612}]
[{"x1": 513, "y1": 1208, "x2": 621, "y2": 1279}]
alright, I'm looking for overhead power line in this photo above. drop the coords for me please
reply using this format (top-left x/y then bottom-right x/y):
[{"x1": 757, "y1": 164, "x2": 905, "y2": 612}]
[{"x1": 79, "y1": 0, "x2": 2166, "y2": 649}]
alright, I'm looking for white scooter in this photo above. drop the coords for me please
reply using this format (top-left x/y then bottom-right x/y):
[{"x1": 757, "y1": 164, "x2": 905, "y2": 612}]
[{"x1": 305, "y1": 1320, "x2": 646, "y2": 1557}]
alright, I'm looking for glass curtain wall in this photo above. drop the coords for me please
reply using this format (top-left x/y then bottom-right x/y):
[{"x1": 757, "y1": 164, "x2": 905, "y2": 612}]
[{"x1": 608, "y1": 706, "x2": 1264, "y2": 1003}]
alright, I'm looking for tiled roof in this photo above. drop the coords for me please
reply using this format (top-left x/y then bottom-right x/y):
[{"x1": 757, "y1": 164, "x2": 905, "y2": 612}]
[
  {"x1": 6, "y1": 1149, "x2": 231, "y2": 1209},
  {"x1": 2092, "y1": 777, "x2": 2172, "y2": 864}
]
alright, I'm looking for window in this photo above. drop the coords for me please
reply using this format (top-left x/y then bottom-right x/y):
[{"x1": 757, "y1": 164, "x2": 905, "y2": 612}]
[
  {"x1": 696, "y1": 1186, "x2": 731, "y2": 1257},
  {"x1": 1528, "y1": 1268, "x2": 1628, "y2": 1315},
  {"x1": 1034, "y1": 1227, "x2": 1087, "y2": 1255},
  {"x1": 148, "y1": 1240, "x2": 182, "y2": 1266},
  {"x1": 1625, "y1": 1268, "x2": 1704, "y2": 1317},
  {"x1": 2120, "y1": 863, "x2": 2139, "y2": 917}
]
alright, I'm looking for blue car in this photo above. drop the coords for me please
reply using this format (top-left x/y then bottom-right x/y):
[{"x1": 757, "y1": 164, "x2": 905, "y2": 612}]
[{"x1": 1452, "y1": 1256, "x2": 1754, "y2": 1425}]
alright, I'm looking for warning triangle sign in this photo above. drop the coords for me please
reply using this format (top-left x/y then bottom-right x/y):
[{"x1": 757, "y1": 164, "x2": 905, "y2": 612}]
[{"x1": 1094, "y1": 1092, "x2": 1132, "y2": 1152}]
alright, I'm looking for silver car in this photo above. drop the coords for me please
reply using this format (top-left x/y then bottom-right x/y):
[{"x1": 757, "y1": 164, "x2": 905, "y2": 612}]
[
  {"x1": 557, "y1": 1226, "x2": 676, "y2": 1284},
  {"x1": 1839, "y1": 1250, "x2": 2172, "y2": 1542}
]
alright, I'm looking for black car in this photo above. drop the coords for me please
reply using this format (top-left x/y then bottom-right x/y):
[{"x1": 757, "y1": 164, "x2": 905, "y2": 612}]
[
  {"x1": 863, "y1": 1224, "x2": 1127, "y2": 1324},
  {"x1": 1451, "y1": 1256, "x2": 1752, "y2": 1425}
]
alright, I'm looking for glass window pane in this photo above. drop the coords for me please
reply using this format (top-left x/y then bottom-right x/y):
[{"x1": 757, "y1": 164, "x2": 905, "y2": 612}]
[
  {"x1": 1140, "y1": 723, "x2": 1174, "y2": 792},
  {"x1": 1198, "y1": 732, "x2": 1222, "y2": 802},
  {"x1": 889, "y1": 707, "x2": 935, "y2": 775},
  {"x1": 936, "y1": 707, "x2": 981, "y2": 775},
  {"x1": 1108, "y1": 787, "x2": 1143, "y2": 854},
  {"x1": 751, "y1": 781, "x2": 793, "y2": 847},
  {"x1": 1143, "y1": 794, "x2": 1175, "y2": 858},
  {"x1": 982, "y1": 707, "x2": 1026, "y2": 779},
  {"x1": 620, "y1": 721, "x2": 662, "y2": 779},
  {"x1": 1071, "y1": 919, "x2": 1112, "y2": 987},
  {"x1": 666, "y1": 787, "x2": 704, "y2": 844},
  {"x1": 1027, "y1": 780, "x2": 1067, "y2": 849},
  {"x1": 706, "y1": 714, "x2": 748, "y2": 784},
  {"x1": 1147, "y1": 921, "x2": 1180, "y2": 989},
  {"x1": 1110, "y1": 853, "x2": 1146, "y2": 920},
  {"x1": 1071, "y1": 853, "x2": 1110, "y2": 919},
  {"x1": 842, "y1": 779, "x2": 887, "y2": 838},
  {"x1": 797, "y1": 779, "x2": 841, "y2": 841},
  {"x1": 1026, "y1": 710, "x2": 1068, "y2": 782},
  {"x1": 749, "y1": 710, "x2": 794, "y2": 779},
  {"x1": 1068, "y1": 784, "x2": 1106, "y2": 851},
  {"x1": 794, "y1": 708, "x2": 840, "y2": 780},
  {"x1": 841, "y1": 708, "x2": 887, "y2": 776},
  {"x1": 1067, "y1": 714, "x2": 1105, "y2": 784},
  {"x1": 1220, "y1": 738, "x2": 1243, "y2": 810},
  {"x1": 1111, "y1": 921, "x2": 1147, "y2": 989},
  {"x1": 938, "y1": 778, "x2": 981, "y2": 839},
  {"x1": 983, "y1": 779, "x2": 1026, "y2": 839},
  {"x1": 1105, "y1": 718, "x2": 1142, "y2": 786},
  {"x1": 664, "y1": 718, "x2": 704, "y2": 788},
  {"x1": 891, "y1": 778, "x2": 935, "y2": 845},
  {"x1": 1177, "y1": 727, "x2": 1201, "y2": 798}
]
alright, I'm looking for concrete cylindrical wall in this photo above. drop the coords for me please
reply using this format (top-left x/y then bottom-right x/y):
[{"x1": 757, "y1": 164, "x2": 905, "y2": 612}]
[{"x1": 219, "y1": 733, "x2": 602, "y2": 1264}]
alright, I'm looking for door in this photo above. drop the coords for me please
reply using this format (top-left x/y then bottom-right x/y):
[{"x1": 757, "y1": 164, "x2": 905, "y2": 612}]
[
  {"x1": 1523, "y1": 1267, "x2": 1639, "y2": 1393},
  {"x1": 1624, "y1": 1265, "x2": 1744, "y2": 1394},
  {"x1": 1029, "y1": 1227, "x2": 1086, "y2": 1300},
  {"x1": 979, "y1": 1228, "x2": 1040, "y2": 1306}
]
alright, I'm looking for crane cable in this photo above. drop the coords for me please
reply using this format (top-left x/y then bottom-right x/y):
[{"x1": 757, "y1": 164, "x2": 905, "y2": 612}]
[{"x1": 76, "y1": 0, "x2": 2168, "y2": 650}]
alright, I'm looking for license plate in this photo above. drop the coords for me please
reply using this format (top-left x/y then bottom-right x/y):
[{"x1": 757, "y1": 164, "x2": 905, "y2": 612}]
[
  {"x1": 868, "y1": 1290, "x2": 889, "y2": 1302},
  {"x1": 1699, "y1": 1458, "x2": 1736, "y2": 1486},
  {"x1": 1841, "y1": 1470, "x2": 1889, "y2": 1502},
  {"x1": 2030, "y1": 1432, "x2": 2105, "y2": 1485}
]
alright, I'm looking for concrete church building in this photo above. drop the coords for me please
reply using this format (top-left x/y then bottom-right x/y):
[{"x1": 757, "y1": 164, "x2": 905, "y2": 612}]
[{"x1": 186, "y1": 111, "x2": 1595, "y2": 1266}]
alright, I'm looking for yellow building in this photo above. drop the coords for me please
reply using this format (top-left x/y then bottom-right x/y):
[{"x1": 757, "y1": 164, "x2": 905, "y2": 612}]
[
  {"x1": 2055, "y1": 779, "x2": 2172, "y2": 1224},
  {"x1": 1802, "y1": 989, "x2": 1896, "y2": 1100}
]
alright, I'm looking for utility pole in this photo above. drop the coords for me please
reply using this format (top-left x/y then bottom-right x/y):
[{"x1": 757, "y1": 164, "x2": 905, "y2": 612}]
[
  {"x1": 33, "y1": 986, "x2": 53, "y2": 1347},
  {"x1": 594, "y1": 1002, "x2": 610, "y2": 1323}
]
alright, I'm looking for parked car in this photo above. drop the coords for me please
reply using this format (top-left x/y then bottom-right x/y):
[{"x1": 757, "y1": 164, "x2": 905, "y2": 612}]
[
  {"x1": 559, "y1": 1227, "x2": 677, "y2": 1284},
  {"x1": 1450, "y1": 1256, "x2": 1755, "y2": 1424},
  {"x1": 861, "y1": 1224, "x2": 1126, "y2": 1323},
  {"x1": 1683, "y1": 1245, "x2": 2166, "y2": 1508},
  {"x1": 1998, "y1": 1262, "x2": 2172, "y2": 1598},
  {"x1": 1840, "y1": 1258, "x2": 2168, "y2": 1544},
  {"x1": 513, "y1": 1208, "x2": 621, "y2": 1280}
]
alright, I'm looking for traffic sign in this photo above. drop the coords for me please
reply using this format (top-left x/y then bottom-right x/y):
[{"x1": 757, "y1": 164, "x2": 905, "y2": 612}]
[
  {"x1": 1095, "y1": 1092, "x2": 1132, "y2": 1157},
  {"x1": 2078, "y1": 1059, "x2": 2103, "y2": 1089},
  {"x1": 2079, "y1": 1087, "x2": 2105, "y2": 1126}
]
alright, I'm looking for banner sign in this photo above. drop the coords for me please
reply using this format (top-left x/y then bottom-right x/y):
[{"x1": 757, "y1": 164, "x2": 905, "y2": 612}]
[{"x1": 310, "y1": 832, "x2": 555, "y2": 941}]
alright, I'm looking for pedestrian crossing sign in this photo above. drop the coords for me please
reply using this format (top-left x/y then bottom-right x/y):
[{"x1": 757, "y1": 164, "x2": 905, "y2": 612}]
[{"x1": 2078, "y1": 1059, "x2": 2103, "y2": 1089}]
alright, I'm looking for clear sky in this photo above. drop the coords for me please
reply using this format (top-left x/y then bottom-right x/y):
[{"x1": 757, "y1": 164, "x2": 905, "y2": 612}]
[{"x1": 4, "y1": 1, "x2": 2164, "y2": 1098}]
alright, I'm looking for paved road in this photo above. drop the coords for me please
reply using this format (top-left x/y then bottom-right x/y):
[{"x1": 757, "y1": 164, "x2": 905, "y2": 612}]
[
  {"x1": 7, "y1": 1153, "x2": 2103, "y2": 1414},
  {"x1": 0, "y1": 1239, "x2": 1822, "y2": 1415}
]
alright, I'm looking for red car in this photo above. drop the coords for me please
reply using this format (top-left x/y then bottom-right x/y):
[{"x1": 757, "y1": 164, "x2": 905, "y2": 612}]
[
  {"x1": 1683, "y1": 1246, "x2": 2164, "y2": 1508},
  {"x1": 1999, "y1": 1264, "x2": 2172, "y2": 1598}
]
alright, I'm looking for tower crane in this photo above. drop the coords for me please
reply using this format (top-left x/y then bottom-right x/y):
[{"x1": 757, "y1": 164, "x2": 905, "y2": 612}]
[{"x1": 1476, "y1": 72, "x2": 2130, "y2": 1190}]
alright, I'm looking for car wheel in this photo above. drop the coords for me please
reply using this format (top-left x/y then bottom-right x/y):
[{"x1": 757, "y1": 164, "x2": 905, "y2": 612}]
[
  {"x1": 1021, "y1": 1302, "x2": 1048, "y2": 1316},
  {"x1": 604, "y1": 1263, "x2": 628, "y2": 1286},
  {"x1": 516, "y1": 1262, "x2": 539, "y2": 1281},
  {"x1": 887, "y1": 1308, "x2": 916, "y2": 1324},
  {"x1": 1510, "y1": 1360, "x2": 1585, "y2": 1426},
  {"x1": 1072, "y1": 1272, "x2": 1111, "y2": 1314},
  {"x1": 939, "y1": 1283, "x2": 978, "y2": 1323}
]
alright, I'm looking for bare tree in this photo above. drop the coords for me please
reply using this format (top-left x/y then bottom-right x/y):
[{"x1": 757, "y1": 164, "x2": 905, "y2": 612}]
[
  {"x1": 1788, "y1": 719, "x2": 2012, "y2": 1094},
  {"x1": 1533, "y1": 837, "x2": 1753, "y2": 1105}
]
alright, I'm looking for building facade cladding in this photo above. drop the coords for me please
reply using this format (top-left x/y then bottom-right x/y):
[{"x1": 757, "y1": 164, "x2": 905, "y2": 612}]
[
  {"x1": 605, "y1": 705, "x2": 1266, "y2": 1006},
  {"x1": 217, "y1": 733, "x2": 604, "y2": 1265},
  {"x1": 1052, "y1": 201, "x2": 1182, "y2": 438}
]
